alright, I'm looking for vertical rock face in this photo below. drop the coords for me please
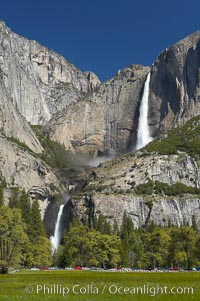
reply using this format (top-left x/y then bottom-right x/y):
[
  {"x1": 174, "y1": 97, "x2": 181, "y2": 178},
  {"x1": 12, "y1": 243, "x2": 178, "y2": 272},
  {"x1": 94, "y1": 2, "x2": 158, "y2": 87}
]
[
  {"x1": 148, "y1": 31, "x2": 200, "y2": 136},
  {"x1": 95, "y1": 195, "x2": 200, "y2": 229},
  {"x1": 0, "y1": 136, "x2": 59, "y2": 192},
  {"x1": 44, "y1": 32, "x2": 200, "y2": 155},
  {"x1": 0, "y1": 21, "x2": 68, "y2": 221},
  {"x1": 0, "y1": 75, "x2": 42, "y2": 154},
  {"x1": 0, "y1": 77, "x2": 62, "y2": 220},
  {"x1": 84, "y1": 71, "x2": 101, "y2": 90},
  {"x1": 44, "y1": 65, "x2": 150, "y2": 155},
  {"x1": 2, "y1": 19, "x2": 200, "y2": 230},
  {"x1": 2, "y1": 20, "x2": 200, "y2": 156},
  {"x1": 71, "y1": 150, "x2": 200, "y2": 230},
  {"x1": 0, "y1": 134, "x2": 62, "y2": 221},
  {"x1": 0, "y1": 21, "x2": 100, "y2": 125}
]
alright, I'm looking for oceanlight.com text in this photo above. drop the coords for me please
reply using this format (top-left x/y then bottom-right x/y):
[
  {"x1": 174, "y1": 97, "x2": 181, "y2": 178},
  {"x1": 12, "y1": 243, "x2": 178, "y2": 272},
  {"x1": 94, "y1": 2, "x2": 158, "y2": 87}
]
[{"x1": 25, "y1": 283, "x2": 194, "y2": 297}]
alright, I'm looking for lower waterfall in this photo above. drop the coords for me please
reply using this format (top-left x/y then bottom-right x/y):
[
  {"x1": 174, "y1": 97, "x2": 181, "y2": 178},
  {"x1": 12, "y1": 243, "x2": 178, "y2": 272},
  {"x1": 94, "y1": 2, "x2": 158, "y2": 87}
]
[{"x1": 50, "y1": 204, "x2": 65, "y2": 252}]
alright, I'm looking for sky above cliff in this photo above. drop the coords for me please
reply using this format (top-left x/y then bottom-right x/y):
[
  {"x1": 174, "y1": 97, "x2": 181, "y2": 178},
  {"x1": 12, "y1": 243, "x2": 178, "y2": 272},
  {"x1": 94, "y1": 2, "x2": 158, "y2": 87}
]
[{"x1": 1, "y1": 0, "x2": 200, "y2": 81}]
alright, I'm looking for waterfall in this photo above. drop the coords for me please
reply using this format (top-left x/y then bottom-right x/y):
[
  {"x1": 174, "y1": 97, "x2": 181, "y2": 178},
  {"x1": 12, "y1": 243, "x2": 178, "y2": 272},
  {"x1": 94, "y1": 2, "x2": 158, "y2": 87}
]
[
  {"x1": 41, "y1": 95, "x2": 51, "y2": 122},
  {"x1": 135, "y1": 72, "x2": 152, "y2": 150},
  {"x1": 50, "y1": 204, "x2": 65, "y2": 252}
]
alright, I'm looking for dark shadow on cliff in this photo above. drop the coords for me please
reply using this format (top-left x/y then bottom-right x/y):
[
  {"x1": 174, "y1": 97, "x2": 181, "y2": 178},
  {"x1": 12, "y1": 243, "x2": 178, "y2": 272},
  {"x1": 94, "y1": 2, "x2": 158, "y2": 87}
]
[
  {"x1": 44, "y1": 196, "x2": 74, "y2": 238},
  {"x1": 183, "y1": 39, "x2": 200, "y2": 101},
  {"x1": 150, "y1": 49, "x2": 182, "y2": 130}
]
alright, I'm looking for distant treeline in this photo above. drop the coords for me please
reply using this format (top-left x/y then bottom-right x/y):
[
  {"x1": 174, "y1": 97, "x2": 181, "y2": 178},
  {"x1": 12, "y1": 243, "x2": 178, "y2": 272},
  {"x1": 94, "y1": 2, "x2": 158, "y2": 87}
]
[{"x1": 53, "y1": 213, "x2": 200, "y2": 270}]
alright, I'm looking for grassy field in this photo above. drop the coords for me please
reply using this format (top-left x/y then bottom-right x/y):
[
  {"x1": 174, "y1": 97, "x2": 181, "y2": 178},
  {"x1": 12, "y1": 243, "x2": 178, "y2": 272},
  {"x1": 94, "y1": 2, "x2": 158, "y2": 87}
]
[{"x1": 0, "y1": 271, "x2": 199, "y2": 301}]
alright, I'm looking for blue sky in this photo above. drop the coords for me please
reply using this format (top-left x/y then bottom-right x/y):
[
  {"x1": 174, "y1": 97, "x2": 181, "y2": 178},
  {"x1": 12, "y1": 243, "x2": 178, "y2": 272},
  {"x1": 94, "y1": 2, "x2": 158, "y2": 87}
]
[{"x1": 1, "y1": 0, "x2": 200, "y2": 81}]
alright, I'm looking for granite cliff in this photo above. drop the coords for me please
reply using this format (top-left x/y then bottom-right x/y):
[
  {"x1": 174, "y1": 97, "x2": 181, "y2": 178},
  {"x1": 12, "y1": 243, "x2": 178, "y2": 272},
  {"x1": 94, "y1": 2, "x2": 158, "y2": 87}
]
[
  {"x1": 149, "y1": 30, "x2": 200, "y2": 136},
  {"x1": 70, "y1": 140, "x2": 200, "y2": 230},
  {"x1": 0, "y1": 79, "x2": 62, "y2": 218},
  {"x1": 0, "y1": 20, "x2": 102, "y2": 222},
  {"x1": 44, "y1": 65, "x2": 150, "y2": 155},
  {"x1": 44, "y1": 31, "x2": 200, "y2": 156},
  {"x1": 1, "y1": 20, "x2": 200, "y2": 232},
  {"x1": 0, "y1": 21, "x2": 100, "y2": 125},
  {"x1": 66, "y1": 114, "x2": 200, "y2": 230}
]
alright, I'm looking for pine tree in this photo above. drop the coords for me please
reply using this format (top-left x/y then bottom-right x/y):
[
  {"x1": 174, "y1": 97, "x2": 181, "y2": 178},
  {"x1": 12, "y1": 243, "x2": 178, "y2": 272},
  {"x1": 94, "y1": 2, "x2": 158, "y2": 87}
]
[
  {"x1": 191, "y1": 215, "x2": 198, "y2": 232},
  {"x1": 96, "y1": 214, "x2": 105, "y2": 233},
  {"x1": 120, "y1": 212, "x2": 134, "y2": 239},
  {"x1": 95, "y1": 214, "x2": 112, "y2": 234},
  {"x1": 0, "y1": 188, "x2": 3, "y2": 206},
  {"x1": 113, "y1": 219, "x2": 119, "y2": 236},
  {"x1": 19, "y1": 190, "x2": 31, "y2": 224},
  {"x1": 28, "y1": 200, "x2": 45, "y2": 242},
  {"x1": 9, "y1": 187, "x2": 20, "y2": 208}
]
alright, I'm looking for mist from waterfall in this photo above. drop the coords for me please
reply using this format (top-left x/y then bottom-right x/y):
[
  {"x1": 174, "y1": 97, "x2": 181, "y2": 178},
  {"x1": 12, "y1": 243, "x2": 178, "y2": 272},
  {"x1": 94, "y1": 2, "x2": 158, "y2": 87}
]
[
  {"x1": 135, "y1": 72, "x2": 152, "y2": 150},
  {"x1": 50, "y1": 204, "x2": 65, "y2": 252}
]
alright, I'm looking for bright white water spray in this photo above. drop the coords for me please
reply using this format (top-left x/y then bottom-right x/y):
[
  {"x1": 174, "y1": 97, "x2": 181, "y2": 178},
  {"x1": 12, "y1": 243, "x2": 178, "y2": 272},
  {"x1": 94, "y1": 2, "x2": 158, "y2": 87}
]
[
  {"x1": 50, "y1": 204, "x2": 65, "y2": 252},
  {"x1": 41, "y1": 95, "x2": 51, "y2": 122},
  {"x1": 135, "y1": 72, "x2": 152, "y2": 150}
]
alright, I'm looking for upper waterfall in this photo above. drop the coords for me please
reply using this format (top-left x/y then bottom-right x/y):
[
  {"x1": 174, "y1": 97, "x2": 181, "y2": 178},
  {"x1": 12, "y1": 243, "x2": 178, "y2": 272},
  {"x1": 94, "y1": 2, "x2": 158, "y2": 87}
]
[{"x1": 135, "y1": 72, "x2": 152, "y2": 150}]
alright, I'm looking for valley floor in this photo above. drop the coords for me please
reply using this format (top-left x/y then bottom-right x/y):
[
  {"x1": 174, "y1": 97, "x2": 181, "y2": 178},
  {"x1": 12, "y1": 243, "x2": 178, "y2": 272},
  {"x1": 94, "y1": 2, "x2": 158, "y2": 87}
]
[{"x1": 0, "y1": 270, "x2": 199, "y2": 300}]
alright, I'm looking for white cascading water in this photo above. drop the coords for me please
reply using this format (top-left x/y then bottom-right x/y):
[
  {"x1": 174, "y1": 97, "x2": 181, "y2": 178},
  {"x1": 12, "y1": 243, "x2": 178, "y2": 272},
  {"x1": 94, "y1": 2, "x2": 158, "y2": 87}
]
[
  {"x1": 135, "y1": 72, "x2": 152, "y2": 150},
  {"x1": 50, "y1": 204, "x2": 65, "y2": 252},
  {"x1": 41, "y1": 95, "x2": 51, "y2": 122}
]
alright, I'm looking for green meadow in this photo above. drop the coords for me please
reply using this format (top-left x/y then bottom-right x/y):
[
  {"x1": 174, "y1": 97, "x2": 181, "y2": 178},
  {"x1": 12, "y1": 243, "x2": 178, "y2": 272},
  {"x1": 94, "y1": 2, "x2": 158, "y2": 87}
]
[{"x1": 0, "y1": 271, "x2": 199, "y2": 301}]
